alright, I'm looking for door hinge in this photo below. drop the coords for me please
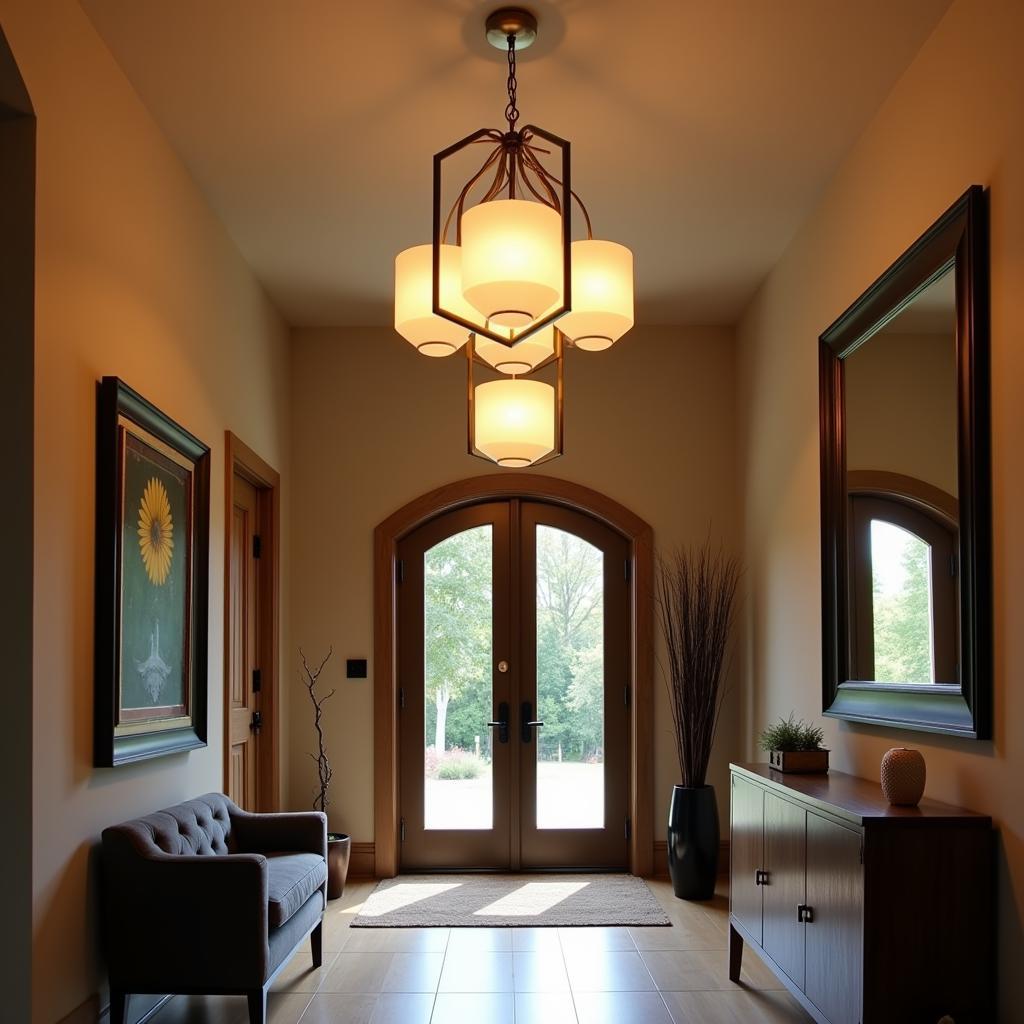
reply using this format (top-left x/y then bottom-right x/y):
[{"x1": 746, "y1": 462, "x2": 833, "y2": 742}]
[
  {"x1": 860, "y1": 841, "x2": 864, "y2": 866},
  {"x1": 396, "y1": 558, "x2": 405, "y2": 584},
  {"x1": 624, "y1": 559, "x2": 632, "y2": 582},
  {"x1": 252, "y1": 668, "x2": 262, "y2": 693},
  {"x1": 950, "y1": 553, "x2": 958, "y2": 578},
  {"x1": 252, "y1": 534, "x2": 262, "y2": 559},
  {"x1": 624, "y1": 816, "x2": 632, "y2": 840},
  {"x1": 399, "y1": 686, "x2": 406, "y2": 710},
  {"x1": 624, "y1": 684, "x2": 630, "y2": 708},
  {"x1": 400, "y1": 817, "x2": 406, "y2": 842}
]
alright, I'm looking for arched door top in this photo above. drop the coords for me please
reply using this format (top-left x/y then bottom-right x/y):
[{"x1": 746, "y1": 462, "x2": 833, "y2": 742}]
[{"x1": 373, "y1": 474, "x2": 654, "y2": 878}]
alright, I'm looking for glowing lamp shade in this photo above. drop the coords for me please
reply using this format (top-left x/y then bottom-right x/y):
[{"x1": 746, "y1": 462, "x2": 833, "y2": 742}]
[
  {"x1": 461, "y1": 199, "x2": 563, "y2": 328},
  {"x1": 475, "y1": 325, "x2": 556, "y2": 375},
  {"x1": 474, "y1": 378, "x2": 555, "y2": 467},
  {"x1": 557, "y1": 239, "x2": 634, "y2": 351},
  {"x1": 394, "y1": 244, "x2": 472, "y2": 356}
]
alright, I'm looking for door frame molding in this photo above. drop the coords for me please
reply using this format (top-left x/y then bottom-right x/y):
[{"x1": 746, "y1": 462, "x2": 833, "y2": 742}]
[
  {"x1": 373, "y1": 474, "x2": 654, "y2": 877},
  {"x1": 224, "y1": 432, "x2": 281, "y2": 810}
]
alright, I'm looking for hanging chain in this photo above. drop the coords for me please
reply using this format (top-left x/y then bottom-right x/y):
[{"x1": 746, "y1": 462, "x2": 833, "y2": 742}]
[{"x1": 505, "y1": 34, "x2": 519, "y2": 133}]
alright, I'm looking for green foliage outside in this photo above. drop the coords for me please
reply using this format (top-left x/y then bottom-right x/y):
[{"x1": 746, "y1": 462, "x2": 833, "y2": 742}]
[
  {"x1": 872, "y1": 527, "x2": 933, "y2": 684},
  {"x1": 423, "y1": 524, "x2": 605, "y2": 765}
]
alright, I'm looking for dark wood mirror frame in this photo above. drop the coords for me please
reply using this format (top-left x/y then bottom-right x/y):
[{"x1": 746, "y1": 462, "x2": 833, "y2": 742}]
[{"x1": 819, "y1": 186, "x2": 991, "y2": 739}]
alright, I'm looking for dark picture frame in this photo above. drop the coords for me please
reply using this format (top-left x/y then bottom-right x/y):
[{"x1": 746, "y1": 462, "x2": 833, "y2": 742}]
[
  {"x1": 819, "y1": 186, "x2": 991, "y2": 739},
  {"x1": 94, "y1": 377, "x2": 210, "y2": 766}
]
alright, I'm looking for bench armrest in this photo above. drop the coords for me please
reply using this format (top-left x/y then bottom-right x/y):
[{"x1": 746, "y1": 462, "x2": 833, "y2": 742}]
[
  {"x1": 230, "y1": 808, "x2": 328, "y2": 858},
  {"x1": 102, "y1": 841, "x2": 271, "y2": 989}
]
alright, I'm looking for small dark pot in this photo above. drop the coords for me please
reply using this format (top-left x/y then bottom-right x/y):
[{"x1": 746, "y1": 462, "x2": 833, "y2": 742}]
[
  {"x1": 327, "y1": 833, "x2": 351, "y2": 900},
  {"x1": 667, "y1": 784, "x2": 719, "y2": 901}
]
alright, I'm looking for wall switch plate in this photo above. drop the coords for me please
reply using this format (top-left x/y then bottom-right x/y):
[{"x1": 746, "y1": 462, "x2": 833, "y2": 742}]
[{"x1": 346, "y1": 658, "x2": 367, "y2": 679}]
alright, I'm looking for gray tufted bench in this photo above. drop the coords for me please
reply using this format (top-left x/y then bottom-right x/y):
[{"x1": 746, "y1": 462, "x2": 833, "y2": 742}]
[{"x1": 101, "y1": 793, "x2": 327, "y2": 1024}]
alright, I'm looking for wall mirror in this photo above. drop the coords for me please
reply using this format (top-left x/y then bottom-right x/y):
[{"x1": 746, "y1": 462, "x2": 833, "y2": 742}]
[{"x1": 819, "y1": 186, "x2": 990, "y2": 738}]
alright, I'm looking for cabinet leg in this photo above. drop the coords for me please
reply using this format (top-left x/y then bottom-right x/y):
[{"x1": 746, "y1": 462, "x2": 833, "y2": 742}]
[
  {"x1": 728, "y1": 923, "x2": 743, "y2": 982},
  {"x1": 109, "y1": 989, "x2": 127, "y2": 1024}
]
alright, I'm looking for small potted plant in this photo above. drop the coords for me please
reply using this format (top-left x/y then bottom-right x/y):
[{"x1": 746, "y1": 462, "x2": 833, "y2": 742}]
[
  {"x1": 759, "y1": 714, "x2": 829, "y2": 774},
  {"x1": 302, "y1": 648, "x2": 351, "y2": 899}
]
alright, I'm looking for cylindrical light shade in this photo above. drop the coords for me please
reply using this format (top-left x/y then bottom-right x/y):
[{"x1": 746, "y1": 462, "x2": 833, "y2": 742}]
[
  {"x1": 394, "y1": 244, "x2": 472, "y2": 356},
  {"x1": 461, "y1": 199, "x2": 563, "y2": 329},
  {"x1": 556, "y1": 239, "x2": 634, "y2": 351},
  {"x1": 474, "y1": 378, "x2": 555, "y2": 467},
  {"x1": 475, "y1": 325, "x2": 556, "y2": 375}
]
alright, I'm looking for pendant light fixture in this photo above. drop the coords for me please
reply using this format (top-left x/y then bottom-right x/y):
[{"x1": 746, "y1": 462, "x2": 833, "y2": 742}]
[{"x1": 393, "y1": 7, "x2": 634, "y2": 465}]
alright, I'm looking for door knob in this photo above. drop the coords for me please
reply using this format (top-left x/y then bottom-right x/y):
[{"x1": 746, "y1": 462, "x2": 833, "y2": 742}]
[
  {"x1": 487, "y1": 701, "x2": 510, "y2": 744},
  {"x1": 521, "y1": 701, "x2": 544, "y2": 743}
]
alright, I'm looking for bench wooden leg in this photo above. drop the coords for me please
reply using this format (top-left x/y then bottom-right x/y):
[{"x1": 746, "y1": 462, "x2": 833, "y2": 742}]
[
  {"x1": 109, "y1": 989, "x2": 127, "y2": 1024},
  {"x1": 728, "y1": 923, "x2": 743, "y2": 982},
  {"x1": 311, "y1": 920, "x2": 323, "y2": 969},
  {"x1": 247, "y1": 986, "x2": 267, "y2": 1024}
]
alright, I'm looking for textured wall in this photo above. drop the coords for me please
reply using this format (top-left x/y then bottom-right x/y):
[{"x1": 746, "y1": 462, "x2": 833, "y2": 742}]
[
  {"x1": 287, "y1": 325, "x2": 739, "y2": 855},
  {"x1": 0, "y1": 1, "x2": 291, "y2": 1019},
  {"x1": 736, "y1": 1, "x2": 1024, "y2": 1017}
]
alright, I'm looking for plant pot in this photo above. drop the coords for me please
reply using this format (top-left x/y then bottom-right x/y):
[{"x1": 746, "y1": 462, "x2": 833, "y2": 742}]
[
  {"x1": 327, "y1": 833, "x2": 351, "y2": 900},
  {"x1": 768, "y1": 749, "x2": 829, "y2": 774},
  {"x1": 667, "y1": 784, "x2": 719, "y2": 901}
]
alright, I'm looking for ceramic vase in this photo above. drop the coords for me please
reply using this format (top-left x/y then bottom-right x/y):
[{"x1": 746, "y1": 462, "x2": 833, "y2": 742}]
[
  {"x1": 880, "y1": 748, "x2": 926, "y2": 806},
  {"x1": 667, "y1": 784, "x2": 719, "y2": 901}
]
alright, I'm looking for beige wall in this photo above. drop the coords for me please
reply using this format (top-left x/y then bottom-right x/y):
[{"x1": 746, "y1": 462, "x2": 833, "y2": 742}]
[
  {"x1": 845, "y1": 331, "x2": 958, "y2": 495},
  {"x1": 0, "y1": 1, "x2": 291, "y2": 1020},
  {"x1": 287, "y1": 325, "x2": 739, "y2": 853},
  {"x1": 736, "y1": 0, "x2": 1024, "y2": 1017}
]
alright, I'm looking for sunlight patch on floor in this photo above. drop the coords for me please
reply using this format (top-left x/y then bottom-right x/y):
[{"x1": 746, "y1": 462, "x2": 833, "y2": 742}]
[
  {"x1": 473, "y1": 880, "x2": 590, "y2": 917},
  {"x1": 356, "y1": 881, "x2": 462, "y2": 916}
]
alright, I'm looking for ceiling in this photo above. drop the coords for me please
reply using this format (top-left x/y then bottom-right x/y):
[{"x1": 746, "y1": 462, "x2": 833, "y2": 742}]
[{"x1": 81, "y1": 0, "x2": 951, "y2": 328}]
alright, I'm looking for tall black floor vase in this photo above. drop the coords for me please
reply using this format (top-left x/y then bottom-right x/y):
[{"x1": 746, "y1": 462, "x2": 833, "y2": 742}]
[{"x1": 667, "y1": 784, "x2": 719, "y2": 900}]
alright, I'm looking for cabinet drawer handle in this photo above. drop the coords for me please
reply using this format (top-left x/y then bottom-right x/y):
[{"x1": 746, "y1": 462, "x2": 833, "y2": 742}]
[
  {"x1": 754, "y1": 869, "x2": 769, "y2": 886},
  {"x1": 797, "y1": 904, "x2": 814, "y2": 923}
]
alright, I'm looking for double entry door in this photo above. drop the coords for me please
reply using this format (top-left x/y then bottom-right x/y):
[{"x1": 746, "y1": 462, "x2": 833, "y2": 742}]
[{"x1": 397, "y1": 499, "x2": 630, "y2": 870}]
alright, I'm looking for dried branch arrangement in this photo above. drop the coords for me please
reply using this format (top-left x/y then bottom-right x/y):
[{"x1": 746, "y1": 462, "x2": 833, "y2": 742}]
[
  {"x1": 657, "y1": 543, "x2": 741, "y2": 788},
  {"x1": 301, "y1": 647, "x2": 335, "y2": 813}
]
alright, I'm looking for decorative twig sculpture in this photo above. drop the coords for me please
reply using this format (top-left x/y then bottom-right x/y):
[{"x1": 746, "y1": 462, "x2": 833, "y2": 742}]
[{"x1": 301, "y1": 647, "x2": 335, "y2": 813}]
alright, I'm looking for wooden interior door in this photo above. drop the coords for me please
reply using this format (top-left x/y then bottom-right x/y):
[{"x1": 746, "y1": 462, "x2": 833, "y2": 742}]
[
  {"x1": 227, "y1": 473, "x2": 260, "y2": 809},
  {"x1": 518, "y1": 502, "x2": 630, "y2": 869},
  {"x1": 762, "y1": 792, "x2": 806, "y2": 988}
]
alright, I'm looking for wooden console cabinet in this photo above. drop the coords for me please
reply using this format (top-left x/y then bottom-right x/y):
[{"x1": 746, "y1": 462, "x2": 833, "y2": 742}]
[{"x1": 729, "y1": 763, "x2": 993, "y2": 1024}]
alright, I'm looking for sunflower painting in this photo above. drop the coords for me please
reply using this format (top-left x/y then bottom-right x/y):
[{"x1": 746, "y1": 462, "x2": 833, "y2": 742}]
[
  {"x1": 138, "y1": 477, "x2": 174, "y2": 585},
  {"x1": 95, "y1": 378, "x2": 210, "y2": 767},
  {"x1": 118, "y1": 432, "x2": 190, "y2": 719}
]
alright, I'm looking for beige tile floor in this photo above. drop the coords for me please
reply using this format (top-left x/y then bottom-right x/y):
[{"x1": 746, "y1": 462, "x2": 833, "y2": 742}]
[{"x1": 148, "y1": 878, "x2": 812, "y2": 1024}]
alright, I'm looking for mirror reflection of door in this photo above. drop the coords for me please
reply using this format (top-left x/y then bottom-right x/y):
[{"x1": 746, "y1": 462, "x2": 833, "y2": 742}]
[
  {"x1": 397, "y1": 499, "x2": 630, "y2": 871},
  {"x1": 848, "y1": 494, "x2": 958, "y2": 683},
  {"x1": 843, "y1": 266, "x2": 960, "y2": 686}
]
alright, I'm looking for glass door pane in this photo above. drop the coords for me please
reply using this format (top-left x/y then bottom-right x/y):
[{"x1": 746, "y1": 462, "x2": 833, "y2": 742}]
[
  {"x1": 423, "y1": 525, "x2": 494, "y2": 830},
  {"x1": 535, "y1": 525, "x2": 605, "y2": 829}
]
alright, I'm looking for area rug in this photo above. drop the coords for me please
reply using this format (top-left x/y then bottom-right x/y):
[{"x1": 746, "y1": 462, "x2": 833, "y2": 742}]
[{"x1": 350, "y1": 873, "x2": 671, "y2": 928}]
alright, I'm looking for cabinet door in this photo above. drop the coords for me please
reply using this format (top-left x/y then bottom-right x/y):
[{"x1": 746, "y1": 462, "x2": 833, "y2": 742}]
[
  {"x1": 805, "y1": 813, "x2": 863, "y2": 1024},
  {"x1": 730, "y1": 774, "x2": 764, "y2": 943},
  {"x1": 762, "y1": 792, "x2": 806, "y2": 989}
]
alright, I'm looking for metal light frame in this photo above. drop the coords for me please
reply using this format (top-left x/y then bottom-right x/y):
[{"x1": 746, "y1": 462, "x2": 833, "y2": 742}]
[
  {"x1": 467, "y1": 328, "x2": 565, "y2": 465},
  {"x1": 432, "y1": 124, "x2": 573, "y2": 348}
]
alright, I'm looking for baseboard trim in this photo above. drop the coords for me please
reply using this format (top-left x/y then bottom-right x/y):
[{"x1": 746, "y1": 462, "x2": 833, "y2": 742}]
[
  {"x1": 653, "y1": 839, "x2": 730, "y2": 879},
  {"x1": 350, "y1": 840, "x2": 375, "y2": 878}
]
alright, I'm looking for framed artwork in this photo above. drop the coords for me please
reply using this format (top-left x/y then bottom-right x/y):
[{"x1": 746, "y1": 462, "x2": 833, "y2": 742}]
[{"x1": 94, "y1": 377, "x2": 210, "y2": 766}]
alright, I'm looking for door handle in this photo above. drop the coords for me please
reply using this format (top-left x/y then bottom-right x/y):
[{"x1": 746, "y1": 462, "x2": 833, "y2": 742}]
[
  {"x1": 521, "y1": 701, "x2": 544, "y2": 743},
  {"x1": 487, "y1": 701, "x2": 509, "y2": 744}
]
